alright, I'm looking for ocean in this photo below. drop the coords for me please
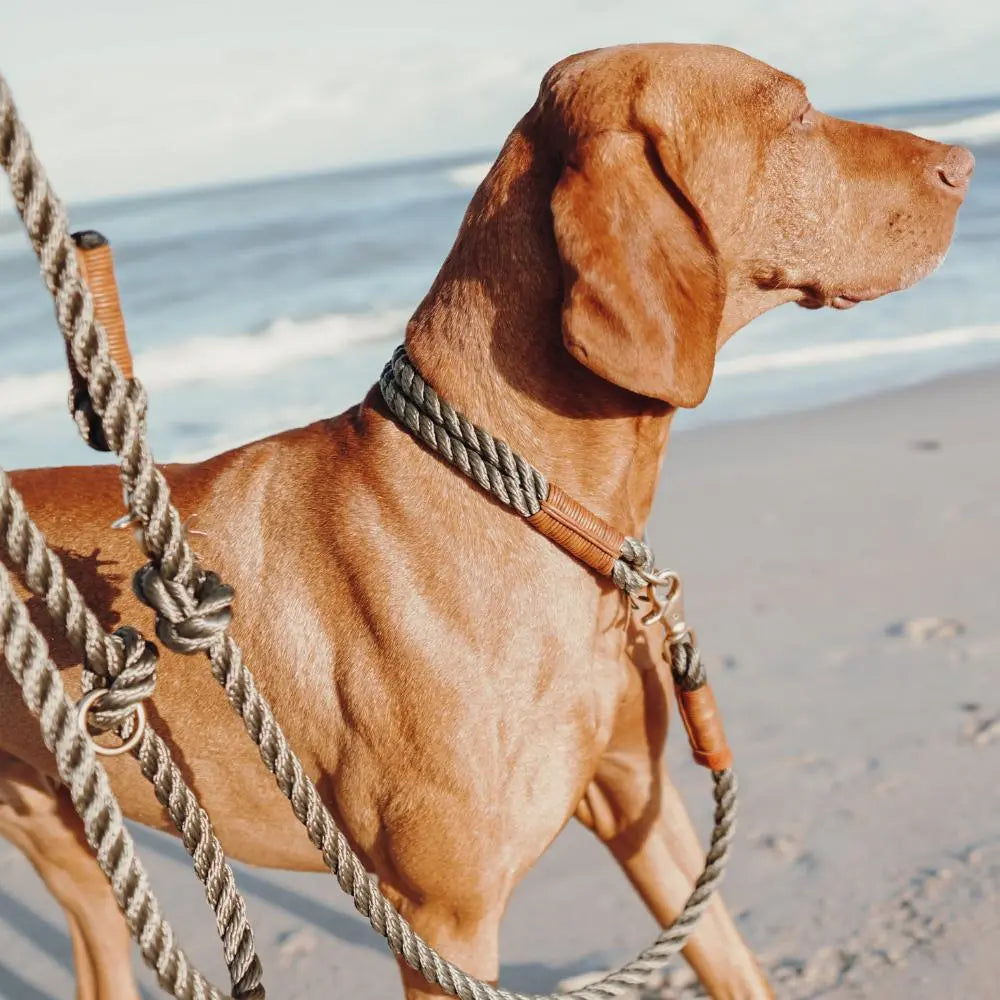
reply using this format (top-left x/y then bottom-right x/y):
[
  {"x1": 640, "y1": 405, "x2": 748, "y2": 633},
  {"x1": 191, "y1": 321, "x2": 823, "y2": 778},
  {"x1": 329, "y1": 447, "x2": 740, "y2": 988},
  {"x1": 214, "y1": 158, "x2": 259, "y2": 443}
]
[{"x1": 1, "y1": 94, "x2": 998, "y2": 472}]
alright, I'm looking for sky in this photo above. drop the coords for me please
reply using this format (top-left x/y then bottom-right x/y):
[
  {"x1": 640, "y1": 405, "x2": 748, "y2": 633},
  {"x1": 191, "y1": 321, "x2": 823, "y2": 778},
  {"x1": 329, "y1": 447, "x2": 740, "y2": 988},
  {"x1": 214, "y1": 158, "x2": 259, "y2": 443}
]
[{"x1": 1, "y1": 0, "x2": 998, "y2": 202}]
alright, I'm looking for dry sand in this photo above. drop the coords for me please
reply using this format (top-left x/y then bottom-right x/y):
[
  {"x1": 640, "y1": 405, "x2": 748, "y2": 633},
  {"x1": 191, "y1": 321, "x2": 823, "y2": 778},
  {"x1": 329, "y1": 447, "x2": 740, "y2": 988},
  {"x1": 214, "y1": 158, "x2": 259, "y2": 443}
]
[{"x1": 2, "y1": 365, "x2": 998, "y2": 999}]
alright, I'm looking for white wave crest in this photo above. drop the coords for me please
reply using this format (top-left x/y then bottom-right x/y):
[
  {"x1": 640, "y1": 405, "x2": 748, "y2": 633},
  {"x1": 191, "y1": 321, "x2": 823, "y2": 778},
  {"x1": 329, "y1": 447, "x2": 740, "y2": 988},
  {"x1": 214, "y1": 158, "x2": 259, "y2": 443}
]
[
  {"x1": 0, "y1": 308, "x2": 408, "y2": 420},
  {"x1": 908, "y1": 109, "x2": 1000, "y2": 145},
  {"x1": 715, "y1": 325, "x2": 1000, "y2": 377},
  {"x1": 446, "y1": 161, "x2": 493, "y2": 189},
  {"x1": 3, "y1": 320, "x2": 998, "y2": 423}
]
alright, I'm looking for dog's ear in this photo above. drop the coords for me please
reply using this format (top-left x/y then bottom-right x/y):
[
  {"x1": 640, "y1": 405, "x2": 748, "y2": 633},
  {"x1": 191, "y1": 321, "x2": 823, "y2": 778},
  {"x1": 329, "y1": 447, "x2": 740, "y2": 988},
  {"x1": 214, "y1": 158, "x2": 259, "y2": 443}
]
[{"x1": 551, "y1": 131, "x2": 725, "y2": 407}]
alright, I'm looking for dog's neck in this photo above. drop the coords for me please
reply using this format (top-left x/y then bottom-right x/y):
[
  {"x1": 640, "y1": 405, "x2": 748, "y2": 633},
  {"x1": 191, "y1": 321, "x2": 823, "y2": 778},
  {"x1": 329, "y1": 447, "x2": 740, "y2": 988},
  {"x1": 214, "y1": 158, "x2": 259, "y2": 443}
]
[{"x1": 403, "y1": 126, "x2": 675, "y2": 535}]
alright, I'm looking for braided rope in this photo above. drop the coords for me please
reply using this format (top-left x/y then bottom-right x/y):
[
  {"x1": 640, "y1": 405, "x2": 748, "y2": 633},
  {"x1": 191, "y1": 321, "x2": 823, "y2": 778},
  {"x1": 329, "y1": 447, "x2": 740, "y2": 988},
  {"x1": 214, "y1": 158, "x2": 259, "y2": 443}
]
[
  {"x1": 0, "y1": 564, "x2": 228, "y2": 1000},
  {"x1": 1, "y1": 67, "x2": 738, "y2": 1000},
  {"x1": 0, "y1": 79, "x2": 263, "y2": 999},
  {"x1": 380, "y1": 345, "x2": 549, "y2": 516},
  {"x1": 670, "y1": 639, "x2": 708, "y2": 692},
  {"x1": 380, "y1": 347, "x2": 655, "y2": 594},
  {"x1": 0, "y1": 468, "x2": 264, "y2": 997},
  {"x1": 1, "y1": 466, "x2": 148, "y2": 728}
]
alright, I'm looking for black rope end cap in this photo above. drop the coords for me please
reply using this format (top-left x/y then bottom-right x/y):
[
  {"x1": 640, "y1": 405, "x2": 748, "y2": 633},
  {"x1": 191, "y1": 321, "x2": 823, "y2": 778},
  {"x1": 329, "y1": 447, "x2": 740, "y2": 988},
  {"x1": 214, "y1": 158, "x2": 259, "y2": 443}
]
[{"x1": 71, "y1": 229, "x2": 108, "y2": 250}]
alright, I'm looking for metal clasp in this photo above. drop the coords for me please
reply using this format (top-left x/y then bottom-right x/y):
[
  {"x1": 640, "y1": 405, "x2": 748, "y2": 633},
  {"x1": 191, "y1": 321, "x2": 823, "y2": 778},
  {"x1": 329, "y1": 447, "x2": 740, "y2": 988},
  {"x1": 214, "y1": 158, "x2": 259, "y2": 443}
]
[{"x1": 636, "y1": 566, "x2": 692, "y2": 647}]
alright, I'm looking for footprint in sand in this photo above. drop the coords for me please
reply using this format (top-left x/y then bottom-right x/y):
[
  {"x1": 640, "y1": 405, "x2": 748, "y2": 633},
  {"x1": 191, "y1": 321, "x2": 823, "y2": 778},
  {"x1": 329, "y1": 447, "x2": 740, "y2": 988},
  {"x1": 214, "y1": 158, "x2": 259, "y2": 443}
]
[
  {"x1": 757, "y1": 832, "x2": 799, "y2": 859},
  {"x1": 959, "y1": 704, "x2": 1000, "y2": 746},
  {"x1": 885, "y1": 616, "x2": 966, "y2": 642},
  {"x1": 276, "y1": 926, "x2": 319, "y2": 966}
]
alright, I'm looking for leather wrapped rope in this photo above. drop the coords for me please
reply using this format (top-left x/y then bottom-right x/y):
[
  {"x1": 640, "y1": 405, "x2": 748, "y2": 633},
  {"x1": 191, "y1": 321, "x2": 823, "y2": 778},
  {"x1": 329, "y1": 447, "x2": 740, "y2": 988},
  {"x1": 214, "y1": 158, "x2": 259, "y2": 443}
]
[
  {"x1": 527, "y1": 483, "x2": 626, "y2": 577},
  {"x1": 72, "y1": 231, "x2": 134, "y2": 378},
  {"x1": 65, "y1": 231, "x2": 139, "y2": 452},
  {"x1": 675, "y1": 682, "x2": 734, "y2": 771},
  {"x1": 380, "y1": 345, "x2": 654, "y2": 593}
]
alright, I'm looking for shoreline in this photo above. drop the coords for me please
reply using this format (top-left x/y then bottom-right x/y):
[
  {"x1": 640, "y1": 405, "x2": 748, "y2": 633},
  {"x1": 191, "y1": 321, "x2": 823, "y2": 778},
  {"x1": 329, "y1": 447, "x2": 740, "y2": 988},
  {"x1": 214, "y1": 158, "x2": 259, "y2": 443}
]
[{"x1": 673, "y1": 345, "x2": 1000, "y2": 439}]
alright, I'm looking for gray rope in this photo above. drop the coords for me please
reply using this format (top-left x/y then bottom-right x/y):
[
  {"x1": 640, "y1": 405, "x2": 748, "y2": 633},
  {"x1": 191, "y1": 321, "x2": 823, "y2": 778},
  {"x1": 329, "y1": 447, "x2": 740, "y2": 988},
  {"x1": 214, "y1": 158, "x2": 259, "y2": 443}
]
[
  {"x1": 670, "y1": 638, "x2": 708, "y2": 692},
  {"x1": 380, "y1": 344, "x2": 549, "y2": 517},
  {"x1": 0, "y1": 564, "x2": 228, "y2": 1000},
  {"x1": 0, "y1": 467, "x2": 151, "y2": 729},
  {"x1": 614, "y1": 536, "x2": 655, "y2": 595},
  {"x1": 380, "y1": 346, "x2": 655, "y2": 594},
  {"x1": 0, "y1": 79, "x2": 263, "y2": 999},
  {"x1": 1, "y1": 67, "x2": 737, "y2": 1000},
  {"x1": 0, "y1": 473, "x2": 264, "y2": 997}
]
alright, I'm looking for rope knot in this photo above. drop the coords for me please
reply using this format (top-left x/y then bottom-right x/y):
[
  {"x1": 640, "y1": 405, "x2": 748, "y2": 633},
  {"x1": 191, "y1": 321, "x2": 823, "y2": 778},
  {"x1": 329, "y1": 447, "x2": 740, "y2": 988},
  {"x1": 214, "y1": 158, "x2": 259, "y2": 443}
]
[
  {"x1": 82, "y1": 625, "x2": 158, "y2": 732},
  {"x1": 612, "y1": 535, "x2": 654, "y2": 596},
  {"x1": 133, "y1": 564, "x2": 233, "y2": 655}
]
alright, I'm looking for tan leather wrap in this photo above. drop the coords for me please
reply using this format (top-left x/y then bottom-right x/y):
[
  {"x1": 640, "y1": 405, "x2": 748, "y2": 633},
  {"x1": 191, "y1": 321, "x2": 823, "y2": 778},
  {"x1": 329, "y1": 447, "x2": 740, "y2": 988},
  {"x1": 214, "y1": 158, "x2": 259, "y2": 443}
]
[
  {"x1": 73, "y1": 242, "x2": 134, "y2": 379},
  {"x1": 675, "y1": 683, "x2": 733, "y2": 771},
  {"x1": 527, "y1": 483, "x2": 626, "y2": 576}
]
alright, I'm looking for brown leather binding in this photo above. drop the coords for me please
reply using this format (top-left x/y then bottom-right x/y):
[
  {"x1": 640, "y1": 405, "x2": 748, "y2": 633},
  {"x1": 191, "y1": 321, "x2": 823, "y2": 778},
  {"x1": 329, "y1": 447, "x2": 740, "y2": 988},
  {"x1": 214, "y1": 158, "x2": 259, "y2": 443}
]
[
  {"x1": 675, "y1": 683, "x2": 733, "y2": 771},
  {"x1": 72, "y1": 231, "x2": 134, "y2": 379},
  {"x1": 527, "y1": 483, "x2": 626, "y2": 576}
]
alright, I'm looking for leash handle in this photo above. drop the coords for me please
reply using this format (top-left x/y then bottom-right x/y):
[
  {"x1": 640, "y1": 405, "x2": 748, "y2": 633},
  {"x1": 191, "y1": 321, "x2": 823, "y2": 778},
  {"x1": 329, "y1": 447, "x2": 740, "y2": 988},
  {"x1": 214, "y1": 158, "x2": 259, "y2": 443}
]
[{"x1": 72, "y1": 230, "x2": 134, "y2": 379}]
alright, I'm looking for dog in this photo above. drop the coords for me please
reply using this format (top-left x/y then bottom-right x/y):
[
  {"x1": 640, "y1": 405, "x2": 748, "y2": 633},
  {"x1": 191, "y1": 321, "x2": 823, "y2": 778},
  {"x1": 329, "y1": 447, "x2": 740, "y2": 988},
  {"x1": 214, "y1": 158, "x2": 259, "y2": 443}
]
[{"x1": 0, "y1": 43, "x2": 972, "y2": 1000}]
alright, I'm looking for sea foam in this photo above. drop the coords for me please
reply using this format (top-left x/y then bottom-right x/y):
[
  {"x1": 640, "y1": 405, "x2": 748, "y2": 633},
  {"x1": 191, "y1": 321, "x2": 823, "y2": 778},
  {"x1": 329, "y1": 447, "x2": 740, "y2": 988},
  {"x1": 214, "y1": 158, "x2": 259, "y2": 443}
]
[
  {"x1": 3, "y1": 317, "x2": 998, "y2": 421},
  {"x1": 715, "y1": 325, "x2": 1000, "y2": 377},
  {"x1": 0, "y1": 308, "x2": 408, "y2": 420}
]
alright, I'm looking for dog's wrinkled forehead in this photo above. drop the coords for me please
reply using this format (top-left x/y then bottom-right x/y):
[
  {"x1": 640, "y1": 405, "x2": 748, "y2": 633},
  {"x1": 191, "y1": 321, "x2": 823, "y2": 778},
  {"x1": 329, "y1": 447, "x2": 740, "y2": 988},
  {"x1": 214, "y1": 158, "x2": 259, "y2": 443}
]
[{"x1": 537, "y1": 43, "x2": 807, "y2": 145}]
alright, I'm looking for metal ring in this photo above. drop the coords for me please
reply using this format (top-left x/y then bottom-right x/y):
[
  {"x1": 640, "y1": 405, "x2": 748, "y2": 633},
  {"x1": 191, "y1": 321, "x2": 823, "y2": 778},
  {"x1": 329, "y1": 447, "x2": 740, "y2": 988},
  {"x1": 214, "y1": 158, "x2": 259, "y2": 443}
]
[
  {"x1": 638, "y1": 566, "x2": 680, "y2": 594},
  {"x1": 76, "y1": 689, "x2": 147, "y2": 757}
]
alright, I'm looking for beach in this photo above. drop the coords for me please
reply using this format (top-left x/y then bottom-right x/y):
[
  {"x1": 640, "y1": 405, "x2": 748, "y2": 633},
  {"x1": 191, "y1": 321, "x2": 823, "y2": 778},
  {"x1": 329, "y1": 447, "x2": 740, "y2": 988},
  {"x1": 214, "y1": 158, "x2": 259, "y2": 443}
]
[{"x1": 2, "y1": 362, "x2": 996, "y2": 1000}]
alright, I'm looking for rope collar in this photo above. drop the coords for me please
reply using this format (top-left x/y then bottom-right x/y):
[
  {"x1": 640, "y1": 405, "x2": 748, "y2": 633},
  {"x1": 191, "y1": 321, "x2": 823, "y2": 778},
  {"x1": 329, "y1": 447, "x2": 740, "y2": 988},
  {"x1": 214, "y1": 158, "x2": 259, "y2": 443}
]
[
  {"x1": 378, "y1": 338, "x2": 735, "y2": 769},
  {"x1": 379, "y1": 344, "x2": 654, "y2": 595}
]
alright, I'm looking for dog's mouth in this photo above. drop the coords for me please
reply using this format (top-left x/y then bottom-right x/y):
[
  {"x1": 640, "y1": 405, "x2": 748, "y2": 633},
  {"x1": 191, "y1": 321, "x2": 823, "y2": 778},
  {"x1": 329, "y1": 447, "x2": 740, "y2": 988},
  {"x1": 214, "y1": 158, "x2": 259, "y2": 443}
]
[
  {"x1": 796, "y1": 287, "x2": 882, "y2": 311},
  {"x1": 798, "y1": 249, "x2": 952, "y2": 312},
  {"x1": 752, "y1": 266, "x2": 894, "y2": 312},
  {"x1": 830, "y1": 294, "x2": 865, "y2": 310}
]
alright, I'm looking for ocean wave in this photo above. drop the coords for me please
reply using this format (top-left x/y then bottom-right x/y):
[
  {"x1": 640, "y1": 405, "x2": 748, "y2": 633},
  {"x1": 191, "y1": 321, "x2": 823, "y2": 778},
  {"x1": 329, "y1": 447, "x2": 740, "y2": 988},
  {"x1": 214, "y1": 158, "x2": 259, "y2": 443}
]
[
  {"x1": 715, "y1": 325, "x2": 1000, "y2": 376},
  {"x1": 908, "y1": 109, "x2": 1000, "y2": 145},
  {"x1": 446, "y1": 161, "x2": 493, "y2": 189},
  {"x1": 0, "y1": 308, "x2": 408, "y2": 420},
  {"x1": 3, "y1": 319, "x2": 998, "y2": 422}
]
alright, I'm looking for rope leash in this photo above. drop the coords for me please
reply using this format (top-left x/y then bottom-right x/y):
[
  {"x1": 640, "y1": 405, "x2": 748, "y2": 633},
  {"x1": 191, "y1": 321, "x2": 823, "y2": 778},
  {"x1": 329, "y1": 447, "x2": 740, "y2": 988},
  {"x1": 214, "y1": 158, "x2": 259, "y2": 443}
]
[
  {"x1": 0, "y1": 68, "x2": 737, "y2": 1000},
  {"x1": 0, "y1": 469, "x2": 264, "y2": 999},
  {"x1": 1, "y1": 73, "x2": 263, "y2": 1000}
]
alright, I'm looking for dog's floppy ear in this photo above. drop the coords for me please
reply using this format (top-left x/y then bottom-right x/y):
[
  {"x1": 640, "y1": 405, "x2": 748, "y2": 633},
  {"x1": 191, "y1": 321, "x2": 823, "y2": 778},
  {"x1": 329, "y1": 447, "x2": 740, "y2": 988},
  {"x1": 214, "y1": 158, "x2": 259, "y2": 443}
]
[{"x1": 551, "y1": 131, "x2": 725, "y2": 407}]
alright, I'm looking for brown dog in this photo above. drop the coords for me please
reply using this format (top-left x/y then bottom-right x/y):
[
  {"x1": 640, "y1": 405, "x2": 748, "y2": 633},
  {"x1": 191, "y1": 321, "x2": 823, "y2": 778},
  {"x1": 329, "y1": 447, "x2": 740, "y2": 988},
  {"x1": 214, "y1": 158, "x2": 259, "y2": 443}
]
[{"x1": 0, "y1": 43, "x2": 972, "y2": 1000}]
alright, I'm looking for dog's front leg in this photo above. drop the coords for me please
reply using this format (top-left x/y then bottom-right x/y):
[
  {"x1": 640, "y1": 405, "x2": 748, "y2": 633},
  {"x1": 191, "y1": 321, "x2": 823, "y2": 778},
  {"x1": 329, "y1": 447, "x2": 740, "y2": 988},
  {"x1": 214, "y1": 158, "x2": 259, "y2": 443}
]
[
  {"x1": 382, "y1": 882, "x2": 504, "y2": 1000},
  {"x1": 0, "y1": 753, "x2": 139, "y2": 1000},
  {"x1": 580, "y1": 762, "x2": 772, "y2": 999},
  {"x1": 576, "y1": 649, "x2": 773, "y2": 1000}
]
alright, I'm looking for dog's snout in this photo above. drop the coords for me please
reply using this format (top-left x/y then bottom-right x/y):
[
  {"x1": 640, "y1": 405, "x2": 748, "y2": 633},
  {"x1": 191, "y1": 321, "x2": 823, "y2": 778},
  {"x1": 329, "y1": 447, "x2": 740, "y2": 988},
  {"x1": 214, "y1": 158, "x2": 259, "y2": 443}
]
[{"x1": 935, "y1": 145, "x2": 975, "y2": 190}]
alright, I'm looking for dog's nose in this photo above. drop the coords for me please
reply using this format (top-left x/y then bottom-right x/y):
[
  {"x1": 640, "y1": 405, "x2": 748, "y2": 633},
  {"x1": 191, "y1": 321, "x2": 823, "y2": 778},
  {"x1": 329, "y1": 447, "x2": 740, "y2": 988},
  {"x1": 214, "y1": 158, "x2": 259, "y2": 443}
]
[{"x1": 936, "y1": 145, "x2": 975, "y2": 190}]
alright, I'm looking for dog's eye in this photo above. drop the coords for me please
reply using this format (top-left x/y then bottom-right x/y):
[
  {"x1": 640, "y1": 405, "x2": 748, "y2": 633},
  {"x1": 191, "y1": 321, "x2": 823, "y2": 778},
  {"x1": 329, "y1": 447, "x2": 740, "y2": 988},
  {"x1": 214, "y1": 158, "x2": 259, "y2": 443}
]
[{"x1": 795, "y1": 103, "x2": 816, "y2": 130}]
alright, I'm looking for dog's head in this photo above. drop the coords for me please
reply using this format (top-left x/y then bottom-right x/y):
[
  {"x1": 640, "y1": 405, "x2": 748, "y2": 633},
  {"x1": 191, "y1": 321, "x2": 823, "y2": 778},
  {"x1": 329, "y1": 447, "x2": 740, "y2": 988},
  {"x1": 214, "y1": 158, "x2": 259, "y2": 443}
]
[{"x1": 530, "y1": 43, "x2": 973, "y2": 407}]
